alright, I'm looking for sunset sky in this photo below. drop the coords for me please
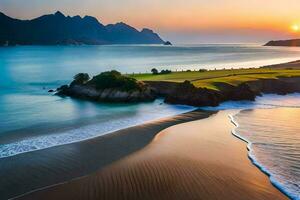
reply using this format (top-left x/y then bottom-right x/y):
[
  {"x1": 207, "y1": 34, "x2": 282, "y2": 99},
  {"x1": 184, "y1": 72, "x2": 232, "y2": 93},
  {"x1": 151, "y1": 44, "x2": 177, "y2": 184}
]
[{"x1": 1, "y1": 0, "x2": 300, "y2": 43}]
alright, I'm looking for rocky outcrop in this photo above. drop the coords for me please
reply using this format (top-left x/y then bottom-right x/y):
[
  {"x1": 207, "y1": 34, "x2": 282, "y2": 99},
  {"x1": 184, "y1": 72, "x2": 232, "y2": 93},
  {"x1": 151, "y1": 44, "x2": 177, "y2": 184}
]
[
  {"x1": 57, "y1": 84, "x2": 156, "y2": 103},
  {"x1": 146, "y1": 81, "x2": 259, "y2": 107},
  {"x1": 164, "y1": 41, "x2": 172, "y2": 45},
  {"x1": 161, "y1": 81, "x2": 257, "y2": 107},
  {"x1": 146, "y1": 77, "x2": 300, "y2": 107},
  {"x1": 246, "y1": 77, "x2": 300, "y2": 95},
  {"x1": 164, "y1": 81, "x2": 220, "y2": 107}
]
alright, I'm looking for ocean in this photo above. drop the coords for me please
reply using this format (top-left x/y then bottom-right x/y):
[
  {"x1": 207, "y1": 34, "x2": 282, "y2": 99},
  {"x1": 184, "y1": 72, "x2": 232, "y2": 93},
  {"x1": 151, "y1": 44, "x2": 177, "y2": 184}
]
[
  {"x1": 203, "y1": 93, "x2": 300, "y2": 200},
  {"x1": 0, "y1": 44, "x2": 300, "y2": 198},
  {"x1": 232, "y1": 108, "x2": 300, "y2": 200},
  {"x1": 232, "y1": 106, "x2": 300, "y2": 199}
]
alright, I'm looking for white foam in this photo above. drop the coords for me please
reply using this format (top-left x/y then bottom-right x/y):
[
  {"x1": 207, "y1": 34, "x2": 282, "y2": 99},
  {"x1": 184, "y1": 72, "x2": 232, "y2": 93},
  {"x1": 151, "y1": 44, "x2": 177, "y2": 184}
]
[
  {"x1": 2, "y1": 93, "x2": 299, "y2": 159},
  {"x1": 0, "y1": 104, "x2": 195, "y2": 158},
  {"x1": 229, "y1": 113, "x2": 299, "y2": 200}
]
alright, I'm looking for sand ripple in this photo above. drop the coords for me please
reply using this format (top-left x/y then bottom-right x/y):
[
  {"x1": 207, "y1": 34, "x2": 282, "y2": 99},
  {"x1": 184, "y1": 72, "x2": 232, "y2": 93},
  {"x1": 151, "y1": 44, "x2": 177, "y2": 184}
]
[{"x1": 18, "y1": 111, "x2": 287, "y2": 200}]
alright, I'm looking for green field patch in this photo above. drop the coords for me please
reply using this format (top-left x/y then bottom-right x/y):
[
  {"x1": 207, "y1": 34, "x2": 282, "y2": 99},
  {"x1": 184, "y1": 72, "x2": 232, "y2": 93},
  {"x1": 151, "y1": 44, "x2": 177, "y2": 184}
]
[{"x1": 130, "y1": 68, "x2": 300, "y2": 91}]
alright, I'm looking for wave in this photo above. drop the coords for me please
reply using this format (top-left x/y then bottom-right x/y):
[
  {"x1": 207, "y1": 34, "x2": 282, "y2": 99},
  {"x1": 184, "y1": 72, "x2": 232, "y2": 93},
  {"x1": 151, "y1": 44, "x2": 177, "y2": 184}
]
[
  {"x1": 3, "y1": 93, "x2": 298, "y2": 158},
  {"x1": 0, "y1": 104, "x2": 195, "y2": 159},
  {"x1": 229, "y1": 114, "x2": 299, "y2": 200}
]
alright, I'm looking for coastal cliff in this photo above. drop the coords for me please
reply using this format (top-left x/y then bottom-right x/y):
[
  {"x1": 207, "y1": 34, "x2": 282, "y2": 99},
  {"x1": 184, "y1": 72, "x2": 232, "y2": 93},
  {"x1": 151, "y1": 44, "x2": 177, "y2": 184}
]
[
  {"x1": 57, "y1": 64, "x2": 300, "y2": 107},
  {"x1": 57, "y1": 70, "x2": 300, "y2": 106},
  {"x1": 146, "y1": 77, "x2": 300, "y2": 107}
]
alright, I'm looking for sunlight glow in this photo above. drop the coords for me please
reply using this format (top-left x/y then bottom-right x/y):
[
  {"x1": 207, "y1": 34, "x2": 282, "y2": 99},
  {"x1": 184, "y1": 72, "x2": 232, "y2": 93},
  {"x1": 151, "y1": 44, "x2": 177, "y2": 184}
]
[{"x1": 291, "y1": 24, "x2": 300, "y2": 32}]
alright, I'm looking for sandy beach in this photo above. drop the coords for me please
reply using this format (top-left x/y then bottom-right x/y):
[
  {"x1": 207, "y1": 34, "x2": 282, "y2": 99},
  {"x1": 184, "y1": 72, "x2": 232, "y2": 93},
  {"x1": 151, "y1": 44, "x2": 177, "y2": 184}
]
[
  {"x1": 17, "y1": 110, "x2": 287, "y2": 200},
  {"x1": 0, "y1": 110, "x2": 213, "y2": 200}
]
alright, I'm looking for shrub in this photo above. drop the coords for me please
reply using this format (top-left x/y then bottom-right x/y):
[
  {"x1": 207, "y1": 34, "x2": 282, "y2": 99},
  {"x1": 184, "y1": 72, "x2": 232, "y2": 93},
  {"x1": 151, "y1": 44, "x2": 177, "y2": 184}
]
[
  {"x1": 151, "y1": 68, "x2": 159, "y2": 75},
  {"x1": 71, "y1": 73, "x2": 90, "y2": 86},
  {"x1": 199, "y1": 69, "x2": 208, "y2": 72},
  {"x1": 160, "y1": 69, "x2": 172, "y2": 74},
  {"x1": 151, "y1": 69, "x2": 172, "y2": 75},
  {"x1": 88, "y1": 70, "x2": 141, "y2": 91}
]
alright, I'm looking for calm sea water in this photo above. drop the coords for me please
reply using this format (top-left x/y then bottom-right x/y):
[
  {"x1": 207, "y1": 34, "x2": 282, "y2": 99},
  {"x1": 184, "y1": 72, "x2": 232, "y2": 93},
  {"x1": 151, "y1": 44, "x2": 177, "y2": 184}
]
[
  {"x1": 204, "y1": 93, "x2": 300, "y2": 199},
  {"x1": 232, "y1": 108, "x2": 300, "y2": 200},
  {"x1": 1, "y1": 44, "x2": 300, "y2": 152},
  {"x1": 0, "y1": 44, "x2": 300, "y2": 198},
  {"x1": 0, "y1": 44, "x2": 300, "y2": 173}
]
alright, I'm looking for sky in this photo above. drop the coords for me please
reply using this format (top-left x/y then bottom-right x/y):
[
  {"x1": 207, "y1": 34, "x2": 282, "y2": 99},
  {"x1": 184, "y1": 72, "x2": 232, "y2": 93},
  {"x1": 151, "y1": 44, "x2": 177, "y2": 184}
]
[{"x1": 1, "y1": 0, "x2": 300, "y2": 43}]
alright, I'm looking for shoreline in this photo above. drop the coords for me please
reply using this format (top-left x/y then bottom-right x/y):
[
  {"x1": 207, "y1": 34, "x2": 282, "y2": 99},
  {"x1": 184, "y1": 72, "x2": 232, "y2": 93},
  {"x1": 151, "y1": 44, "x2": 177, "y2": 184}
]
[
  {"x1": 16, "y1": 110, "x2": 288, "y2": 200},
  {"x1": 0, "y1": 100, "x2": 196, "y2": 158},
  {"x1": 230, "y1": 112, "x2": 296, "y2": 200},
  {"x1": 0, "y1": 110, "x2": 214, "y2": 200}
]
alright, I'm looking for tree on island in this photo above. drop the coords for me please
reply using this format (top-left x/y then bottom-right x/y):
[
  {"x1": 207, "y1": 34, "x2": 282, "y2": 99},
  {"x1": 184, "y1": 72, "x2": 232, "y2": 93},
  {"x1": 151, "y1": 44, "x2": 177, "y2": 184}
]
[
  {"x1": 151, "y1": 68, "x2": 159, "y2": 75},
  {"x1": 89, "y1": 70, "x2": 141, "y2": 91},
  {"x1": 71, "y1": 73, "x2": 90, "y2": 85}
]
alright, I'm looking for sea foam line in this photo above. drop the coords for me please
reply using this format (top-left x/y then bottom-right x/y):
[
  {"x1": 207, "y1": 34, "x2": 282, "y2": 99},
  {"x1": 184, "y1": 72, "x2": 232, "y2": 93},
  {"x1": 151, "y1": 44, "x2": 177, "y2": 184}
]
[
  {"x1": 229, "y1": 113, "x2": 298, "y2": 200},
  {"x1": 0, "y1": 106, "x2": 195, "y2": 159}
]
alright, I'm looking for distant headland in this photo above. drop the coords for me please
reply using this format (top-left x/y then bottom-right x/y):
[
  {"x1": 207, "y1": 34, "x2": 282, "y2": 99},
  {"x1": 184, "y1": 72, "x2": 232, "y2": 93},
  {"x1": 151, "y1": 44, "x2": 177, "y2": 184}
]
[
  {"x1": 0, "y1": 11, "x2": 165, "y2": 46},
  {"x1": 264, "y1": 39, "x2": 300, "y2": 47}
]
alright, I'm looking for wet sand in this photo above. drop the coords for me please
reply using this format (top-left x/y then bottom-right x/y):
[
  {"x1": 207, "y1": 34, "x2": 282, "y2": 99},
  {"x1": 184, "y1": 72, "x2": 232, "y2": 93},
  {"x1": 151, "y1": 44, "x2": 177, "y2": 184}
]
[
  {"x1": 18, "y1": 111, "x2": 287, "y2": 200},
  {"x1": 0, "y1": 110, "x2": 213, "y2": 200}
]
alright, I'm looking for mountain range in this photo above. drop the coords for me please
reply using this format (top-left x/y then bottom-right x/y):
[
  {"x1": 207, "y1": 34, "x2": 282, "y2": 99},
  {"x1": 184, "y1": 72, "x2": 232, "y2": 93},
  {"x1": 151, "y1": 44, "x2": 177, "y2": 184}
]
[{"x1": 0, "y1": 11, "x2": 165, "y2": 45}]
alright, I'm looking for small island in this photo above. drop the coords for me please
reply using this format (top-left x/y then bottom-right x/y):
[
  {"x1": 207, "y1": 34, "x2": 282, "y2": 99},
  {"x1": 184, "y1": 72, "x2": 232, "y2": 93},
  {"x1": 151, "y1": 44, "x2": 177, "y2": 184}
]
[
  {"x1": 164, "y1": 41, "x2": 172, "y2": 46},
  {"x1": 57, "y1": 70, "x2": 156, "y2": 102}
]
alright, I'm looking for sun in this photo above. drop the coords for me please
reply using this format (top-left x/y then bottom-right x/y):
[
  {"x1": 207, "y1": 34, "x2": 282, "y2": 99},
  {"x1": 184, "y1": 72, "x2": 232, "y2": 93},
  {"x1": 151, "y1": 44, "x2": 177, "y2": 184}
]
[{"x1": 291, "y1": 24, "x2": 300, "y2": 32}]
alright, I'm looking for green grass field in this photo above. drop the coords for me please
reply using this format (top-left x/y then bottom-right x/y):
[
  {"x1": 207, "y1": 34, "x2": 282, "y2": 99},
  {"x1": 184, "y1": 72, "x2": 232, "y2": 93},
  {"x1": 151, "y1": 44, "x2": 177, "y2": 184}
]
[{"x1": 130, "y1": 68, "x2": 300, "y2": 90}]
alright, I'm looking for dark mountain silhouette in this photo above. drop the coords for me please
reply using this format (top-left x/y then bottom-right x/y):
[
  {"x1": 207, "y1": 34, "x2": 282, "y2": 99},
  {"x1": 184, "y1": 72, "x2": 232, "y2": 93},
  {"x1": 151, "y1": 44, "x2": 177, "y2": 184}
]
[
  {"x1": 0, "y1": 11, "x2": 165, "y2": 45},
  {"x1": 264, "y1": 39, "x2": 300, "y2": 47}
]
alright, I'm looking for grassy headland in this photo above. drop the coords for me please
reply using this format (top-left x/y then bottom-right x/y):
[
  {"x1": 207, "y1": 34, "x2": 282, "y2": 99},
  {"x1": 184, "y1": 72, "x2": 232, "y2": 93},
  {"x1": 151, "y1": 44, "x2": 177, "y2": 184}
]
[
  {"x1": 131, "y1": 68, "x2": 300, "y2": 90},
  {"x1": 57, "y1": 61, "x2": 300, "y2": 106}
]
